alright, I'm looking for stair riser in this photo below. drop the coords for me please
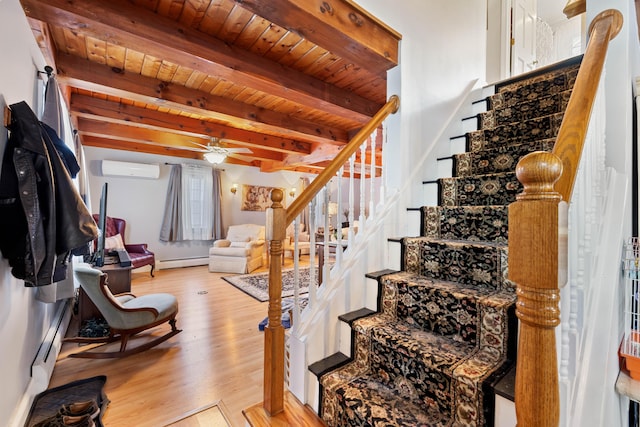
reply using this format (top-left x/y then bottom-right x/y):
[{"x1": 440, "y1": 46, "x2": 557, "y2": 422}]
[
  {"x1": 330, "y1": 376, "x2": 451, "y2": 426},
  {"x1": 466, "y1": 113, "x2": 564, "y2": 152},
  {"x1": 370, "y1": 338, "x2": 455, "y2": 414},
  {"x1": 454, "y1": 139, "x2": 555, "y2": 177},
  {"x1": 480, "y1": 90, "x2": 571, "y2": 129},
  {"x1": 394, "y1": 282, "x2": 482, "y2": 342},
  {"x1": 439, "y1": 173, "x2": 522, "y2": 207},
  {"x1": 490, "y1": 66, "x2": 579, "y2": 108},
  {"x1": 423, "y1": 206, "x2": 509, "y2": 243},
  {"x1": 403, "y1": 239, "x2": 508, "y2": 290}
]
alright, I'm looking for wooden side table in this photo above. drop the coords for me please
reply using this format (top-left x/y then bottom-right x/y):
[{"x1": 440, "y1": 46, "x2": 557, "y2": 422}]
[{"x1": 77, "y1": 264, "x2": 132, "y2": 322}]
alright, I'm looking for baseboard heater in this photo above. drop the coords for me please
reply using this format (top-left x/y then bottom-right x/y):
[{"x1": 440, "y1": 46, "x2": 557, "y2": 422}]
[
  {"x1": 9, "y1": 299, "x2": 72, "y2": 427},
  {"x1": 157, "y1": 256, "x2": 209, "y2": 270}
]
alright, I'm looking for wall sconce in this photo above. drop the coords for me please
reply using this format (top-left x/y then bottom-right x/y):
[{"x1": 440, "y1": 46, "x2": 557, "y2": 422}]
[
  {"x1": 230, "y1": 183, "x2": 238, "y2": 195},
  {"x1": 289, "y1": 187, "x2": 296, "y2": 198}
]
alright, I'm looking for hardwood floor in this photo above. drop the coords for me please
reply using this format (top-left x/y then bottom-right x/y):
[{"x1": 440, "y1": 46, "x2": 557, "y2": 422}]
[{"x1": 50, "y1": 261, "x2": 300, "y2": 427}]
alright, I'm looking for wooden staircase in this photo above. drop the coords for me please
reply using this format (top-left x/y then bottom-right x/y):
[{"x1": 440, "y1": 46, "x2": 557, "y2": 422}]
[
  {"x1": 309, "y1": 56, "x2": 583, "y2": 427},
  {"x1": 244, "y1": 8, "x2": 623, "y2": 427}
]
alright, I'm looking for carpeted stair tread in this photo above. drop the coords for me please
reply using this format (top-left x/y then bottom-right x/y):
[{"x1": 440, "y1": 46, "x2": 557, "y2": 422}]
[
  {"x1": 422, "y1": 205, "x2": 509, "y2": 243},
  {"x1": 492, "y1": 63, "x2": 579, "y2": 100},
  {"x1": 439, "y1": 171, "x2": 521, "y2": 207},
  {"x1": 479, "y1": 90, "x2": 572, "y2": 129},
  {"x1": 466, "y1": 112, "x2": 564, "y2": 152},
  {"x1": 453, "y1": 138, "x2": 555, "y2": 177}
]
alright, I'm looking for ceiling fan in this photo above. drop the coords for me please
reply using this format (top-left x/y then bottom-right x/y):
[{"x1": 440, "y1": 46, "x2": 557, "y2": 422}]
[{"x1": 189, "y1": 137, "x2": 254, "y2": 164}]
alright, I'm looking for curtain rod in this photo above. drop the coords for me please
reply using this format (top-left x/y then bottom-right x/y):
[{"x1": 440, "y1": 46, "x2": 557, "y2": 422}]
[
  {"x1": 38, "y1": 65, "x2": 54, "y2": 78},
  {"x1": 164, "y1": 162, "x2": 225, "y2": 171}
]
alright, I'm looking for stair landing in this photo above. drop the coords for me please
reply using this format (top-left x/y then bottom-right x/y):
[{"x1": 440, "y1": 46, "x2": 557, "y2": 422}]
[{"x1": 243, "y1": 392, "x2": 325, "y2": 426}]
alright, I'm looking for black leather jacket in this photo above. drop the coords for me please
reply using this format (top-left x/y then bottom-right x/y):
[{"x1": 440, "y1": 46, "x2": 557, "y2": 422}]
[{"x1": 0, "y1": 101, "x2": 97, "y2": 286}]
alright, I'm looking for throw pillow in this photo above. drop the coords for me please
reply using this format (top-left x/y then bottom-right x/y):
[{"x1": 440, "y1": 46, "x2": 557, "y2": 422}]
[{"x1": 105, "y1": 233, "x2": 125, "y2": 250}]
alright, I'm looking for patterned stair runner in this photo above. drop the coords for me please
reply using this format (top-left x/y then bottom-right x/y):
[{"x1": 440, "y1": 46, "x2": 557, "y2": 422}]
[{"x1": 315, "y1": 58, "x2": 582, "y2": 426}]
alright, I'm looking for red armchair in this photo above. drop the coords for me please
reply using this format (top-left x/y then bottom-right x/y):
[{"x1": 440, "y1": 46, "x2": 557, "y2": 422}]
[{"x1": 93, "y1": 215, "x2": 156, "y2": 276}]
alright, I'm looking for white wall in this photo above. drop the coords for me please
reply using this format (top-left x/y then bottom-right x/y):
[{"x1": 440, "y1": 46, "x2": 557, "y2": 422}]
[
  {"x1": 84, "y1": 147, "x2": 312, "y2": 262},
  {"x1": 355, "y1": 0, "x2": 487, "y2": 224},
  {"x1": 0, "y1": 0, "x2": 62, "y2": 423}
]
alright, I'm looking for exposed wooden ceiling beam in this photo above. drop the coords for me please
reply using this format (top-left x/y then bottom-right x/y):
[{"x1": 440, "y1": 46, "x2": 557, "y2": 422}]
[
  {"x1": 56, "y1": 52, "x2": 349, "y2": 144},
  {"x1": 81, "y1": 135, "x2": 203, "y2": 159},
  {"x1": 236, "y1": 0, "x2": 400, "y2": 74},
  {"x1": 76, "y1": 117, "x2": 285, "y2": 162},
  {"x1": 20, "y1": 0, "x2": 382, "y2": 120},
  {"x1": 26, "y1": 18, "x2": 57, "y2": 73},
  {"x1": 82, "y1": 135, "x2": 254, "y2": 167},
  {"x1": 70, "y1": 94, "x2": 312, "y2": 155}
]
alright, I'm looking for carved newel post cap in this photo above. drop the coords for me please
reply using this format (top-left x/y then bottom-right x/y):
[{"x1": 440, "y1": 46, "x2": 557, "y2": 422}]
[
  {"x1": 270, "y1": 188, "x2": 284, "y2": 204},
  {"x1": 588, "y1": 9, "x2": 623, "y2": 40},
  {"x1": 515, "y1": 151, "x2": 563, "y2": 200}
]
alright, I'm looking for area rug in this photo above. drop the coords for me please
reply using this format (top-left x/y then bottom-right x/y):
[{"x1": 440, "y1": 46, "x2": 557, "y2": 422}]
[{"x1": 222, "y1": 267, "x2": 316, "y2": 302}]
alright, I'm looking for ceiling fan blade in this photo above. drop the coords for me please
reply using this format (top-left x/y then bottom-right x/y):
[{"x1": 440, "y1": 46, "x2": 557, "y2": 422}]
[
  {"x1": 227, "y1": 153, "x2": 255, "y2": 163},
  {"x1": 226, "y1": 147, "x2": 253, "y2": 154},
  {"x1": 188, "y1": 141, "x2": 212, "y2": 151}
]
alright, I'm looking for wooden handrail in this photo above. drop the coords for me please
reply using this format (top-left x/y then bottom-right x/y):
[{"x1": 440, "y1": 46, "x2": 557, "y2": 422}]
[
  {"x1": 510, "y1": 9, "x2": 622, "y2": 427},
  {"x1": 552, "y1": 9, "x2": 622, "y2": 201},
  {"x1": 286, "y1": 95, "x2": 400, "y2": 224},
  {"x1": 261, "y1": 95, "x2": 399, "y2": 416}
]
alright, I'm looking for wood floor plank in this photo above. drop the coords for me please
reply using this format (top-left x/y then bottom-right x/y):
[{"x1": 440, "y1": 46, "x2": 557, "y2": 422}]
[{"x1": 49, "y1": 263, "x2": 291, "y2": 427}]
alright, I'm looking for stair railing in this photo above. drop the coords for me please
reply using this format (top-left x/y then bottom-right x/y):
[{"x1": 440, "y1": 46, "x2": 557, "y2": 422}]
[
  {"x1": 508, "y1": 9, "x2": 622, "y2": 427},
  {"x1": 261, "y1": 95, "x2": 399, "y2": 416}
]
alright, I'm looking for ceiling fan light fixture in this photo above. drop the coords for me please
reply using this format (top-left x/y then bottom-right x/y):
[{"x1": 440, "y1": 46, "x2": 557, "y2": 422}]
[{"x1": 203, "y1": 151, "x2": 226, "y2": 164}]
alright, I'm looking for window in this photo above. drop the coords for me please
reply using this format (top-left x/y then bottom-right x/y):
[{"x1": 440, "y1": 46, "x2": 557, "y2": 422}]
[{"x1": 181, "y1": 164, "x2": 213, "y2": 240}]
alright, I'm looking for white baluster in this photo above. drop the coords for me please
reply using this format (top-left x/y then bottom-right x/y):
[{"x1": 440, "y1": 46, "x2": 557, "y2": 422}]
[
  {"x1": 308, "y1": 195, "x2": 317, "y2": 307},
  {"x1": 359, "y1": 139, "x2": 367, "y2": 231},
  {"x1": 379, "y1": 126, "x2": 386, "y2": 203},
  {"x1": 323, "y1": 186, "x2": 330, "y2": 284},
  {"x1": 292, "y1": 216, "x2": 301, "y2": 333},
  {"x1": 369, "y1": 128, "x2": 377, "y2": 218},
  {"x1": 348, "y1": 154, "x2": 356, "y2": 243},
  {"x1": 336, "y1": 167, "x2": 344, "y2": 269}
]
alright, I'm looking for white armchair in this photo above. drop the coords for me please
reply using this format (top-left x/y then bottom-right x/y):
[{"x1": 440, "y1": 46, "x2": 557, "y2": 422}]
[
  {"x1": 208, "y1": 224, "x2": 265, "y2": 273},
  {"x1": 283, "y1": 223, "x2": 310, "y2": 261}
]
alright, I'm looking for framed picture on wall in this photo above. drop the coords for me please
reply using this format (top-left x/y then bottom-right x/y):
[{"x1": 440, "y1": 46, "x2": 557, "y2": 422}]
[{"x1": 241, "y1": 185, "x2": 285, "y2": 211}]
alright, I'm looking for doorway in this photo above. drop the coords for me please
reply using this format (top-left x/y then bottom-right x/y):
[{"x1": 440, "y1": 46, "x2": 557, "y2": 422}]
[{"x1": 486, "y1": 0, "x2": 584, "y2": 83}]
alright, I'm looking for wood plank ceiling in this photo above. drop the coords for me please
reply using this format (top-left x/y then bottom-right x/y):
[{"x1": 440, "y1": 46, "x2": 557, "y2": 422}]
[{"x1": 20, "y1": 0, "x2": 401, "y2": 175}]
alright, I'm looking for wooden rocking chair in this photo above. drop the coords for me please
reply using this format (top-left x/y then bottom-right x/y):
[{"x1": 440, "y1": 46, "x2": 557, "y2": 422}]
[{"x1": 66, "y1": 263, "x2": 181, "y2": 359}]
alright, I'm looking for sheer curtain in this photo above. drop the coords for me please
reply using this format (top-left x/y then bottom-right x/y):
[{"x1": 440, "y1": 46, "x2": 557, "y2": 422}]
[
  {"x1": 181, "y1": 164, "x2": 213, "y2": 240},
  {"x1": 160, "y1": 164, "x2": 223, "y2": 242}
]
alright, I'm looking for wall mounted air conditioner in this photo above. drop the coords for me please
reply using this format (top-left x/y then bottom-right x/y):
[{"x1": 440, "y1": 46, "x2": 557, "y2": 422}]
[{"x1": 101, "y1": 160, "x2": 160, "y2": 179}]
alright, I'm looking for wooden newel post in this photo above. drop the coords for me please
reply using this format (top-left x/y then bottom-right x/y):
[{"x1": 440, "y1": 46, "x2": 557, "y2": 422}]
[
  {"x1": 509, "y1": 152, "x2": 564, "y2": 427},
  {"x1": 264, "y1": 188, "x2": 286, "y2": 415}
]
